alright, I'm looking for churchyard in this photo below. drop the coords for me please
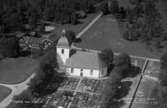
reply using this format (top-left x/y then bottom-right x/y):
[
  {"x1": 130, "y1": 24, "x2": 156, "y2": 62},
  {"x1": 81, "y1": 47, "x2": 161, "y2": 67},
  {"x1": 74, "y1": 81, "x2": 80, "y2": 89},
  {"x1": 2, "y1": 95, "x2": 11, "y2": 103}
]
[
  {"x1": 42, "y1": 56, "x2": 149, "y2": 108},
  {"x1": 44, "y1": 77, "x2": 105, "y2": 108}
]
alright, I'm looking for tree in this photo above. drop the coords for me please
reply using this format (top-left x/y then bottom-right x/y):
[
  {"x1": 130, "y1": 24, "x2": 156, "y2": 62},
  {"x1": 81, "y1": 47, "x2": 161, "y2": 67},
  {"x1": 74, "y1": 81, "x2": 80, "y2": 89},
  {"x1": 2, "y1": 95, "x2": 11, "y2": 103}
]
[
  {"x1": 65, "y1": 30, "x2": 76, "y2": 44},
  {"x1": 126, "y1": 6, "x2": 137, "y2": 24},
  {"x1": 29, "y1": 50, "x2": 66, "y2": 97},
  {"x1": 0, "y1": 37, "x2": 20, "y2": 58},
  {"x1": 100, "y1": 2, "x2": 109, "y2": 15},
  {"x1": 110, "y1": 0, "x2": 119, "y2": 14},
  {"x1": 12, "y1": 90, "x2": 43, "y2": 108},
  {"x1": 30, "y1": 63, "x2": 65, "y2": 97},
  {"x1": 123, "y1": 22, "x2": 141, "y2": 41},
  {"x1": 143, "y1": 0, "x2": 163, "y2": 39},
  {"x1": 113, "y1": 53, "x2": 131, "y2": 78},
  {"x1": 160, "y1": 53, "x2": 167, "y2": 86},
  {"x1": 133, "y1": 2, "x2": 143, "y2": 18},
  {"x1": 100, "y1": 67, "x2": 122, "y2": 108},
  {"x1": 129, "y1": 0, "x2": 144, "y2": 5},
  {"x1": 114, "y1": 53, "x2": 131, "y2": 66},
  {"x1": 71, "y1": 12, "x2": 78, "y2": 25},
  {"x1": 39, "y1": 49, "x2": 57, "y2": 67},
  {"x1": 0, "y1": 0, "x2": 103, "y2": 33},
  {"x1": 85, "y1": 0, "x2": 95, "y2": 13},
  {"x1": 119, "y1": 7, "x2": 127, "y2": 20},
  {"x1": 99, "y1": 48, "x2": 114, "y2": 71}
]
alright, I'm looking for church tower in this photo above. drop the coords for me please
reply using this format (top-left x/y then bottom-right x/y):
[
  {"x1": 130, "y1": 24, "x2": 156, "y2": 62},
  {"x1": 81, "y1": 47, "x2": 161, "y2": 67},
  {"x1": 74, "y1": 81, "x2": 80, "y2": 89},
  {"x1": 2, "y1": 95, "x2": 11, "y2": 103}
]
[{"x1": 56, "y1": 29, "x2": 70, "y2": 64}]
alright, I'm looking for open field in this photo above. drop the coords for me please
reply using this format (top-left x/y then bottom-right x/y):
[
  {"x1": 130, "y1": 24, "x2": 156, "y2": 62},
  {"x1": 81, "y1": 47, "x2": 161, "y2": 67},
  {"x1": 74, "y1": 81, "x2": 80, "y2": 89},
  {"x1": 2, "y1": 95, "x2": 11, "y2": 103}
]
[
  {"x1": 144, "y1": 61, "x2": 160, "y2": 80},
  {"x1": 75, "y1": 14, "x2": 162, "y2": 59},
  {"x1": 48, "y1": 13, "x2": 99, "y2": 41},
  {"x1": 131, "y1": 77, "x2": 159, "y2": 108},
  {"x1": 131, "y1": 60, "x2": 161, "y2": 108},
  {"x1": 73, "y1": 0, "x2": 167, "y2": 59},
  {"x1": 0, "y1": 57, "x2": 40, "y2": 84},
  {"x1": 0, "y1": 85, "x2": 11, "y2": 102}
]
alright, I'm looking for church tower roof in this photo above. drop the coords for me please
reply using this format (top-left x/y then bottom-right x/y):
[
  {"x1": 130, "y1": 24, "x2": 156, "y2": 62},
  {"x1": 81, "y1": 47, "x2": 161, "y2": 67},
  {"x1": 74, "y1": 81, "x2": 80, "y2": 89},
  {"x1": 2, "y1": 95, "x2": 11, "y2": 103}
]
[{"x1": 57, "y1": 29, "x2": 69, "y2": 48}]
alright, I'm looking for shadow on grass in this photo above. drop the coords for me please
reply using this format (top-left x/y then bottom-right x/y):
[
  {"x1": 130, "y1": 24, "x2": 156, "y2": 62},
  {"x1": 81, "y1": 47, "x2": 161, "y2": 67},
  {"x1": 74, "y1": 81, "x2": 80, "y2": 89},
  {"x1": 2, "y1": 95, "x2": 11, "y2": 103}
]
[
  {"x1": 109, "y1": 81, "x2": 132, "y2": 108},
  {"x1": 115, "y1": 81, "x2": 132, "y2": 99},
  {"x1": 20, "y1": 51, "x2": 31, "y2": 56},
  {"x1": 101, "y1": 99, "x2": 125, "y2": 108},
  {"x1": 29, "y1": 72, "x2": 67, "y2": 98},
  {"x1": 124, "y1": 65, "x2": 141, "y2": 78},
  {"x1": 73, "y1": 38, "x2": 82, "y2": 43},
  {"x1": 109, "y1": 100, "x2": 125, "y2": 108},
  {"x1": 36, "y1": 75, "x2": 67, "y2": 97}
]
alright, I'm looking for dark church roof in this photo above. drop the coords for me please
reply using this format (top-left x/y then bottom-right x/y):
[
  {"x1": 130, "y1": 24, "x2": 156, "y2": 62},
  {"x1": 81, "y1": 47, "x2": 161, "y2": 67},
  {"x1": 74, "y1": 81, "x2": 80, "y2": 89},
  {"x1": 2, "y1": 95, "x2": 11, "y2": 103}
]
[
  {"x1": 65, "y1": 50, "x2": 106, "y2": 69},
  {"x1": 57, "y1": 29, "x2": 69, "y2": 48}
]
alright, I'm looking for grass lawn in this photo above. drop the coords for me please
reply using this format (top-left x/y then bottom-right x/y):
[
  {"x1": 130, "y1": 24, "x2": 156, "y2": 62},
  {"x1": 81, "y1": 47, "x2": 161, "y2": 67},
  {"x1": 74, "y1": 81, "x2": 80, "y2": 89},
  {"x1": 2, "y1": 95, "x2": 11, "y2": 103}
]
[
  {"x1": 49, "y1": 13, "x2": 99, "y2": 41},
  {"x1": 121, "y1": 77, "x2": 140, "y2": 108},
  {"x1": 131, "y1": 57, "x2": 146, "y2": 69},
  {"x1": 131, "y1": 77, "x2": 159, "y2": 108},
  {"x1": 6, "y1": 102, "x2": 17, "y2": 108},
  {"x1": 0, "y1": 85, "x2": 11, "y2": 102},
  {"x1": 158, "y1": 0, "x2": 167, "y2": 29},
  {"x1": 120, "y1": 58, "x2": 145, "y2": 108},
  {"x1": 75, "y1": 14, "x2": 162, "y2": 58},
  {"x1": 117, "y1": 0, "x2": 133, "y2": 8},
  {"x1": 144, "y1": 61, "x2": 160, "y2": 79},
  {"x1": 131, "y1": 60, "x2": 161, "y2": 108},
  {"x1": 74, "y1": 0, "x2": 167, "y2": 59},
  {"x1": 0, "y1": 57, "x2": 40, "y2": 84}
]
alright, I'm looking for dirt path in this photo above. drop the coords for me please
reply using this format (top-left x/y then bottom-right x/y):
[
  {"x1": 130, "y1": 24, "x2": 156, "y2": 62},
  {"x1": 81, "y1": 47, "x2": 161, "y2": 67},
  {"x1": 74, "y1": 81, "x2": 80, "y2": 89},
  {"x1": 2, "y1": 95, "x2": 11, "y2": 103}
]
[{"x1": 76, "y1": 12, "x2": 103, "y2": 38}]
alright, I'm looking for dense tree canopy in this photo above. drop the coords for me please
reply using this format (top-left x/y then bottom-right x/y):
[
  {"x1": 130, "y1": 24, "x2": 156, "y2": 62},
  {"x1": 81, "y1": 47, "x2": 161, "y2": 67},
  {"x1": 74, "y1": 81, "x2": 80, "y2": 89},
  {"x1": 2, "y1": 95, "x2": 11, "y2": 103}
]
[
  {"x1": 0, "y1": 37, "x2": 20, "y2": 58},
  {"x1": 0, "y1": 0, "x2": 103, "y2": 34},
  {"x1": 160, "y1": 53, "x2": 167, "y2": 86},
  {"x1": 125, "y1": 0, "x2": 164, "y2": 49},
  {"x1": 30, "y1": 63, "x2": 65, "y2": 97},
  {"x1": 30, "y1": 49, "x2": 66, "y2": 97},
  {"x1": 12, "y1": 90, "x2": 43, "y2": 108},
  {"x1": 100, "y1": 68, "x2": 122, "y2": 108},
  {"x1": 65, "y1": 30, "x2": 76, "y2": 44},
  {"x1": 113, "y1": 53, "x2": 131, "y2": 78},
  {"x1": 100, "y1": 49, "x2": 113, "y2": 64},
  {"x1": 99, "y1": 48, "x2": 114, "y2": 72},
  {"x1": 100, "y1": 52, "x2": 133, "y2": 108}
]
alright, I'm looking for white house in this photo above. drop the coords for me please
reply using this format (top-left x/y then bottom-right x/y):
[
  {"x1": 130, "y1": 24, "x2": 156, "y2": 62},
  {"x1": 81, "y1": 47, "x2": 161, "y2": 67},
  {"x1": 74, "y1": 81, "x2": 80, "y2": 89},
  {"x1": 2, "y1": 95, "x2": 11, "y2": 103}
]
[{"x1": 56, "y1": 30, "x2": 107, "y2": 78}]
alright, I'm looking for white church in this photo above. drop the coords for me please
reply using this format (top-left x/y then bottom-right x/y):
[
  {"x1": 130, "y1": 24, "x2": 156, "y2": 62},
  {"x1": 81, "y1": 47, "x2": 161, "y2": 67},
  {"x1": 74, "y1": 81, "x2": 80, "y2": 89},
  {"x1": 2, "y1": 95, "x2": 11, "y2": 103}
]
[{"x1": 56, "y1": 30, "x2": 107, "y2": 79}]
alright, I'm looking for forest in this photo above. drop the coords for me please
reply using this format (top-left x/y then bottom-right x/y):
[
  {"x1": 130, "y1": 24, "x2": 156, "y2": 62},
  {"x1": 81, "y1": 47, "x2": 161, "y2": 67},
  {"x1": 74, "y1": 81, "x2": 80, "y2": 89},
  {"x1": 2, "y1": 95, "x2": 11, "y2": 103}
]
[{"x1": 0, "y1": 0, "x2": 103, "y2": 33}]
